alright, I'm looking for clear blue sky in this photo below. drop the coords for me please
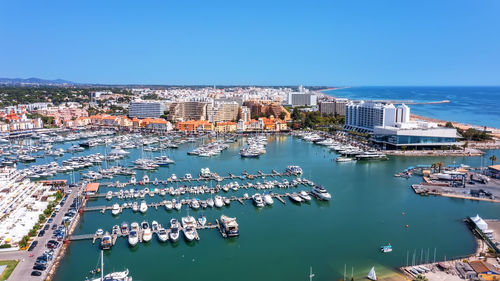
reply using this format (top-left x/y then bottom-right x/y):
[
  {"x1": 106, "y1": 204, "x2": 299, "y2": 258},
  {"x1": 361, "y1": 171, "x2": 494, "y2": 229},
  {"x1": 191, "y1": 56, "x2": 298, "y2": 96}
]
[{"x1": 1, "y1": 0, "x2": 499, "y2": 86}]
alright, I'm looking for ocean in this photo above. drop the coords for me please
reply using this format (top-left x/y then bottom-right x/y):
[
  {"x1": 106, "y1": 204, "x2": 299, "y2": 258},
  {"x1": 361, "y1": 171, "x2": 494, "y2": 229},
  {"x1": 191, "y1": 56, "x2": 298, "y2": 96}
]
[{"x1": 324, "y1": 87, "x2": 500, "y2": 129}]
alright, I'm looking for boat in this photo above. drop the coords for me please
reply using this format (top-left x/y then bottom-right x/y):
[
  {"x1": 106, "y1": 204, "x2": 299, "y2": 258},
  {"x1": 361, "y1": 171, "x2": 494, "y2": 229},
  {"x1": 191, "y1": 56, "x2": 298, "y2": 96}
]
[
  {"x1": 336, "y1": 157, "x2": 356, "y2": 162},
  {"x1": 198, "y1": 214, "x2": 207, "y2": 227},
  {"x1": 132, "y1": 202, "x2": 138, "y2": 212},
  {"x1": 100, "y1": 233, "x2": 112, "y2": 250},
  {"x1": 169, "y1": 219, "x2": 180, "y2": 242},
  {"x1": 181, "y1": 216, "x2": 196, "y2": 228},
  {"x1": 165, "y1": 200, "x2": 173, "y2": 211},
  {"x1": 206, "y1": 198, "x2": 214, "y2": 208},
  {"x1": 151, "y1": 221, "x2": 159, "y2": 232},
  {"x1": 289, "y1": 192, "x2": 303, "y2": 203},
  {"x1": 141, "y1": 221, "x2": 152, "y2": 242},
  {"x1": 263, "y1": 193, "x2": 274, "y2": 205},
  {"x1": 252, "y1": 193, "x2": 265, "y2": 207},
  {"x1": 89, "y1": 250, "x2": 132, "y2": 281},
  {"x1": 190, "y1": 199, "x2": 200, "y2": 209},
  {"x1": 367, "y1": 266, "x2": 377, "y2": 281},
  {"x1": 128, "y1": 230, "x2": 138, "y2": 247},
  {"x1": 380, "y1": 244, "x2": 392, "y2": 253},
  {"x1": 111, "y1": 203, "x2": 120, "y2": 216},
  {"x1": 139, "y1": 201, "x2": 148, "y2": 213},
  {"x1": 311, "y1": 185, "x2": 332, "y2": 200},
  {"x1": 183, "y1": 226, "x2": 196, "y2": 241},
  {"x1": 96, "y1": 229, "x2": 104, "y2": 236},
  {"x1": 298, "y1": 190, "x2": 312, "y2": 201},
  {"x1": 214, "y1": 195, "x2": 224, "y2": 208},
  {"x1": 286, "y1": 165, "x2": 303, "y2": 175},
  {"x1": 130, "y1": 176, "x2": 136, "y2": 185},
  {"x1": 106, "y1": 191, "x2": 113, "y2": 200},
  {"x1": 120, "y1": 223, "x2": 129, "y2": 236},
  {"x1": 157, "y1": 228, "x2": 168, "y2": 242},
  {"x1": 220, "y1": 215, "x2": 239, "y2": 237}
]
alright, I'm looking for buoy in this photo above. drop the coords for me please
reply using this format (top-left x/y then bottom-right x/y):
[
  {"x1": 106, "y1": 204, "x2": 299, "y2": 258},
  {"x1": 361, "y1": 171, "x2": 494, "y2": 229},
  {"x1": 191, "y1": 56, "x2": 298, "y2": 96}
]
[{"x1": 405, "y1": 224, "x2": 409, "y2": 228}]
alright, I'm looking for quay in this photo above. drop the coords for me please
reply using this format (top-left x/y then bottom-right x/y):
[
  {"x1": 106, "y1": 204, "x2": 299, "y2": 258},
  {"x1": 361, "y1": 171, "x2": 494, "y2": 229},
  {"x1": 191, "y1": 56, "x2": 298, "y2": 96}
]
[{"x1": 83, "y1": 191, "x2": 299, "y2": 213}]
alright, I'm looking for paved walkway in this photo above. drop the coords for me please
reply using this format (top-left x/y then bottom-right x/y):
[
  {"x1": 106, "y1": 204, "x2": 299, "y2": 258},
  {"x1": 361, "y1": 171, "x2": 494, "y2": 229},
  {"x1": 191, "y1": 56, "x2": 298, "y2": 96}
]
[{"x1": 0, "y1": 185, "x2": 79, "y2": 281}]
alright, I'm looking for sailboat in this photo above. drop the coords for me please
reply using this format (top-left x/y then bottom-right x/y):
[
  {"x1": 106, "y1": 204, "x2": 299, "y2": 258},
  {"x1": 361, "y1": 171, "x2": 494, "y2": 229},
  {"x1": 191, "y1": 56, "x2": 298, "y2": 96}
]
[
  {"x1": 88, "y1": 250, "x2": 132, "y2": 281},
  {"x1": 367, "y1": 267, "x2": 377, "y2": 281},
  {"x1": 309, "y1": 266, "x2": 315, "y2": 281}
]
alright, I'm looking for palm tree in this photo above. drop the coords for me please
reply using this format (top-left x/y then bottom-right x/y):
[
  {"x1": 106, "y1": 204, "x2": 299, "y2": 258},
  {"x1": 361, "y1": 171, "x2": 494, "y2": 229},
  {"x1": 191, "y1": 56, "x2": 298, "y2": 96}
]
[
  {"x1": 490, "y1": 155, "x2": 498, "y2": 166},
  {"x1": 436, "y1": 162, "x2": 443, "y2": 173}
]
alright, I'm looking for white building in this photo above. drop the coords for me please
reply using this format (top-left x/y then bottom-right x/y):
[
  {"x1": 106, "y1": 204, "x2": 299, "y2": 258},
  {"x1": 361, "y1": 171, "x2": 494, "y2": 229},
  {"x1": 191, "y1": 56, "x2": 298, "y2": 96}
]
[
  {"x1": 344, "y1": 101, "x2": 396, "y2": 132},
  {"x1": 129, "y1": 101, "x2": 166, "y2": 119},
  {"x1": 286, "y1": 92, "x2": 317, "y2": 107}
]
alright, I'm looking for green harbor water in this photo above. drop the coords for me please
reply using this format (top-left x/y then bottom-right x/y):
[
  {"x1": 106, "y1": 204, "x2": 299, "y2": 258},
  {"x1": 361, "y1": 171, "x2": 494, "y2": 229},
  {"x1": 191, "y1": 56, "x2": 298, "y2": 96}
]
[{"x1": 41, "y1": 135, "x2": 500, "y2": 281}]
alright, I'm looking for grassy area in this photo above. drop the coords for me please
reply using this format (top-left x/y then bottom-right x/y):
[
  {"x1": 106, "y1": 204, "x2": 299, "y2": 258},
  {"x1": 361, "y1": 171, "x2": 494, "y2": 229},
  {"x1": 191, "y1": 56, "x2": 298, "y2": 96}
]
[{"x1": 0, "y1": 260, "x2": 19, "y2": 281}]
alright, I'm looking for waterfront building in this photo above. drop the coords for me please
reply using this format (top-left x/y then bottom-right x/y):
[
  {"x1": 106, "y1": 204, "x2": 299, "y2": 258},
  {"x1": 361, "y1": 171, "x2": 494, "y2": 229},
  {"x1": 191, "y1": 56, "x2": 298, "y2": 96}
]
[
  {"x1": 175, "y1": 120, "x2": 214, "y2": 132},
  {"x1": 240, "y1": 106, "x2": 251, "y2": 122},
  {"x1": 37, "y1": 105, "x2": 88, "y2": 126},
  {"x1": 469, "y1": 261, "x2": 500, "y2": 280},
  {"x1": 207, "y1": 102, "x2": 239, "y2": 123},
  {"x1": 215, "y1": 121, "x2": 237, "y2": 133},
  {"x1": 487, "y1": 165, "x2": 500, "y2": 179},
  {"x1": 345, "y1": 101, "x2": 402, "y2": 132},
  {"x1": 168, "y1": 101, "x2": 211, "y2": 121},
  {"x1": 140, "y1": 118, "x2": 173, "y2": 131},
  {"x1": 319, "y1": 98, "x2": 348, "y2": 116},
  {"x1": 129, "y1": 101, "x2": 166, "y2": 119},
  {"x1": 0, "y1": 110, "x2": 43, "y2": 132},
  {"x1": 285, "y1": 92, "x2": 317, "y2": 107}
]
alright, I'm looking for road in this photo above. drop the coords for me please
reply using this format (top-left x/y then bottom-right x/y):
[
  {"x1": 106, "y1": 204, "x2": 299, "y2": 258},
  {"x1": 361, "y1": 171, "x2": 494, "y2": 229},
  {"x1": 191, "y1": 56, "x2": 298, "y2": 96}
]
[{"x1": 0, "y1": 185, "x2": 79, "y2": 281}]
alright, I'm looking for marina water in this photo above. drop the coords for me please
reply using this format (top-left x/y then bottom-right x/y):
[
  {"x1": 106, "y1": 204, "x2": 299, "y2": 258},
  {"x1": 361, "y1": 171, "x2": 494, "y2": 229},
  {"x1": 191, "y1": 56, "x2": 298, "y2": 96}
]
[
  {"x1": 325, "y1": 87, "x2": 500, "y2": 128},
  {"x1": 22, "y1": 135, "x2": 500, "y2": 281}
]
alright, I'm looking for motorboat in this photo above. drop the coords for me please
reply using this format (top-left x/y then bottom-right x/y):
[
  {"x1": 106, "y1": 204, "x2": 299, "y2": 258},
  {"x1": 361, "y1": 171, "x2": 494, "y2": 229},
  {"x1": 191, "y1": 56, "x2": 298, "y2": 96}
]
[
  {"x1": 106, "y1": 191, "x2": 113, "y2": 200},
  {"x1": 111, "y1": 203, "x2": 121, "y2": 216},
  {"x1": 173, "y1": 200, "x2": 182, "y2": 210},
  {"x1": 132, "y1": 202, "x2": 138, "y2": 212},
  {"x1": 96, "y1": 229, "x2": 104, "y2": 236},
  {"x1": 220, "y1": 215, "x2": 239, "y2": 237},
  {"x1": 336, "y1": 156, "x2": 356, "y2": 163},
  {"x1": 214, "y1": 195, "x2": 224, "y2": 208},
  {"x1": 142, "y1": 175, "x2": 150, "y2": 184},
  {"x1": 141, "y1": 221, "x2": 152, "y2": 242},
  {"x1": 100, "y1": 233, "x2": 112, "y2": 250},
  {"x1": 128, "y1": 230, "x2": 138, "y2": 247},
  {"x1": 120, "y1": 223, "x2": 129, "y2": 236},
  {"x1": 181, "y1": 216, "x2": 196, "y2": 228},
  {"x1": 183, "y1": 226, "x2": 196, "y2": 241},
  {"x1": 139, "y1": 201, "x2": 148, "y2": 213},
  {"x1": 286, "y1": 165, "x2": 303, "y2": 175},
  {"x1": 223, "y1": 197, "x2": 230, "y2": 205},
  {"x1": 130, "y1": 176, "x2": 136, "y2": 185},
  {"x1": 190, "y1": 199, "x2": 200, "y2": 209},
  {"x1": 380, "y1": 244, "x2": 392, "y2": 253},
  {"x1": 263, "y1": 193, "x2": 274, "y2": 205},
  {"x1": 169, "y1": 219, "x2": 180, "y2": 242},
  {"x1": 157, "y1": 228, "x2": 168, "y2": 242},
  {"x1": 207, "y1": 198, "x2": 214, "y2": 208},
  {"x1": 311, "y1": 185, "x2": 332, "y2": 200},
  {"x1": 252, "y1": 193, "x2": 265, "y2": 207},
  {"x1": 198, "y1": 214, "x2": 207, "y2": 227},
  {"x1": 165, "y1": 200, "x2": 173, "y2": 211},
  {"x1": 151, "y1": 221, "x2": 159, "y2": 232},
  {"x1": 298, "y1": 191, "x2": 312, "y2": 201},
  {"x1": 289, "y1": 192, "x2": 303, "y2": 203}
]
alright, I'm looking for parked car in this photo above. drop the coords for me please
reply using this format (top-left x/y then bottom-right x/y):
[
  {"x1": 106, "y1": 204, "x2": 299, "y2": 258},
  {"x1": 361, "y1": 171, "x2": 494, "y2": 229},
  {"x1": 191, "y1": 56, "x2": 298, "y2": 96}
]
[
  {"x1": 31, "y1": 271, "x2": 42, "y2": 276},
  {"x1": 44, "y1": 224, "x2": 50, "y2": 230},
  {"x1": 38, "y1": 230, "x2": 45, "y2": 237},
  {"x1": 33, "y1": 264, "x2": 47, "y2": 271},
  {"x1": 28, "y1": 241, "x2": 38, "y2": 251}
]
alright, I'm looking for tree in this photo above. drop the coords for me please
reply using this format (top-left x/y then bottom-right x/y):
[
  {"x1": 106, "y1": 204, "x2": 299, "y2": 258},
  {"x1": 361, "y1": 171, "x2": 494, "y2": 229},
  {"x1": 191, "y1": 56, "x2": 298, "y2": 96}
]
[
  {"x1": 414, "y1": 275, "x2": 428, "y2": 281},
  {"x1": 401, "y1": 145, "x2": 407, "y2": 151},
  {"x1": 462, "y1": 141, "x2": 468, "y2": 151},
  {"x1": 490, "y1": 155, "x2": 498, "y2": 165},
  {"x1": 445, "y1": 122, "x2": 454, "y2": 128},
  {"x1": 278, "y1": 111, "x2": 286, "y2": 120},
  {"x1": 432, "y1": 162, "x2": 443, "y2": 173}
]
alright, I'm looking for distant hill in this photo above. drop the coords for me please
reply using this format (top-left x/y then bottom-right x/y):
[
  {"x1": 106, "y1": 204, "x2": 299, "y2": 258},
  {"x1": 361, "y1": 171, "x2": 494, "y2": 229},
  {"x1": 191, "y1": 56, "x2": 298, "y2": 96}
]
[{"x1": 0, "y1": 77, "x2": 75, "y2": 85}]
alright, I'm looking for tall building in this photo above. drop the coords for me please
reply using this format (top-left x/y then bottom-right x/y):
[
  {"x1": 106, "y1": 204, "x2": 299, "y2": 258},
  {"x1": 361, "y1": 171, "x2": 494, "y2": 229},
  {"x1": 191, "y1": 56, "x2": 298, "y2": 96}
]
[
  {"x1": 128, "y1": 101, "x2": 166, "y2": 119},
  {"x1": 167, "y1": 101, "x2": 210, "y2": 121},
  {"x1": 319, "y1": 98, "x2": 348, "y2": 116},
  {"x1": 286, "y1": 92, "x2": 317, "y2": 107},
  {"x1": 345, "y1": 101, "x2": 395, "y2": 132},
  {"x1": 240, "y1": 106, "x2": 251, "y2": 122},
  {"x1": 207, "y1": 102, "x2": 239, "y2": 123}
]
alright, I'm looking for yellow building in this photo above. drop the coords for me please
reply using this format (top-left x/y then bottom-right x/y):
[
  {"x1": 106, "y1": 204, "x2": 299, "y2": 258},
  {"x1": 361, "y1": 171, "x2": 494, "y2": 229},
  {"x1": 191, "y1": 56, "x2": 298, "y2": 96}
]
[
  {"x1": 469, "y1": 261, "x2": 500, "y2": 280},
  {"x1": 215, "y1": 121, "x2": 237, "y2": 133}
]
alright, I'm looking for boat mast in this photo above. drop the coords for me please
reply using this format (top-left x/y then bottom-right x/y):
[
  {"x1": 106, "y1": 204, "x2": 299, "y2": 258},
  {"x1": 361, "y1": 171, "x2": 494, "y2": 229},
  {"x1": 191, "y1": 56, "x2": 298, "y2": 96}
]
[
  {"x1": 309, "y1": 266, "x2": 314, "y2": 281},
  {"x1": 100, "y1": 250, "x2": 104, "y2": 281}
]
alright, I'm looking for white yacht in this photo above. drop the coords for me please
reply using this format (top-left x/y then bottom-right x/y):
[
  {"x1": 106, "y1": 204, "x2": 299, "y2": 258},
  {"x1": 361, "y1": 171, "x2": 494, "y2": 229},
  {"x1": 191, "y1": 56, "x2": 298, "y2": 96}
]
[
  {"x1": 173, "y1": 200, "x2": 182, "y2": 210},
  {"x1": 190, "y1": 199, "x2": 200, "y2": 209},
  {"x1": 111, "y1": 203, "x2": 121, "y2": 216},
  {"x1": 142, "y1": 175, "x2": 150, "y2": 184},
  {"x1": 214, "y1": 195, "x2": 224, "y2": 208},
  {"x1": 128, "y1": 230, "x2": 138, "y2": 247},
  {"x1": 311, "y1": 185, "x2": 332, "y2": 200},
  {"x1": 289, "y1": 192, "x2": 303, "y2": 203},
  {"x1": 139, "y1": 201, "x2": 148, "y2": 213},
  {"x1": 298, "y1": 191, "x2": 312, "y2": 201},
  {"x1": 263, "y1": 193, "x2": 274, "y2": 205},
  {"x1": 130, "y1": 175, "x2": 136, "y2": 185},
  {"x1": 169, "y1": 219, "x2": 180, "y2": 242},
  {"x1": 106, "y1": 191, "x2": 113, "y2": 200},
  {"x1": 336, "y1": 156, "x2": 356, "y2": 163},
  {"x1": 157, "y1": 228, "x2": 168, "y2": 242},
  {"x1": 132, "y1": 202, "x2": 138, "y2": 212},
  {"x1": 206, "y1": 198, "x2": 214, "y2": 208},
  {"x1": 164, "y1": 200, "x2": 173, "y2": 211},
  {"x1": 141, "y1": 221, "x2": 152, "y2": 242},
  {"x1": 252, "y1": 193, "x2": 265, "y2": 207}
]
